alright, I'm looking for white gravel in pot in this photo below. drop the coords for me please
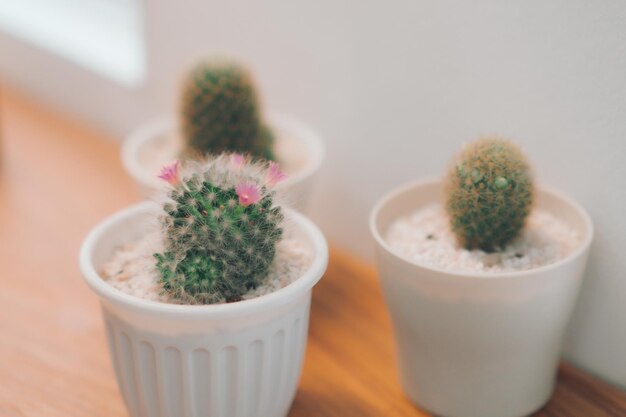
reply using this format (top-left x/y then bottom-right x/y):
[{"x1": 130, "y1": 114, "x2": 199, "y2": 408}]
[
  {"x1": 385, "y1": 204, "x2": 579, "y2": 273},
  {"x1": 101, "y1": 230, "x2": 312, "y2": 304}
]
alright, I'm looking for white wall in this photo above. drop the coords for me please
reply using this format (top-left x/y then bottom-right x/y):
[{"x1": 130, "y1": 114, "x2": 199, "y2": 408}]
[{"x1": 1, "y1": 0, "x2": 626, "y2": 386}]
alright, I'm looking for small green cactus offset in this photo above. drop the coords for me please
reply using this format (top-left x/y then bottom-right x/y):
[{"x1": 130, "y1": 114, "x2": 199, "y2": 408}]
[
  {"x1": 180, "y1": 59, "x2": 275, "y2": 161},
  {"x1": 444, "y1": 138, "x2": 534, "y2": 252},
  {"x1": 154, "y1": 154, "x2": 286, "y2": 304}
]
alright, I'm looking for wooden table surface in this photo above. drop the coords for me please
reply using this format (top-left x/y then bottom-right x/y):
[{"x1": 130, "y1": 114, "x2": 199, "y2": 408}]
[{"x1": 1, "y1": 86, "x2": 626, "y2": 417}]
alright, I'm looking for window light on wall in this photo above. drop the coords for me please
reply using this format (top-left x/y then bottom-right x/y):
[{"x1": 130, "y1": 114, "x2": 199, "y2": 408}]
[{"x1": 0, "y1": 0, "x2": 146, "y2": 87}]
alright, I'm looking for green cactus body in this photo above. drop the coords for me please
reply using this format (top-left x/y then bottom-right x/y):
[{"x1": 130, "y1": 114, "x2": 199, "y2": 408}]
[
  {"x1": 154, "y1": 155, "x2": 284, "y2": 304},
  {"x1": 444, "y1": 138, "x2": 534, "y2": 252},
  {"x1": 180, "y1": 60, "x2": 274, "y2": 160}
]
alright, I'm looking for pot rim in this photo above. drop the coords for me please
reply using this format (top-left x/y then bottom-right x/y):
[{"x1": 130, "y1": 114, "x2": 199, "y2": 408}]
[
  {"x1": 79, "y1": 201, "x2": 328, "y2": 319},
  {"x1": 369, "y1": 177, "x2": 594, "y2": 280},
  {"x1": 121, "y1": 111, "x2": 325, "y2": 192}
]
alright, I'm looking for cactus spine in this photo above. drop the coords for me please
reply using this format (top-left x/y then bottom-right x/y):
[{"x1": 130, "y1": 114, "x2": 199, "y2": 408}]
[
  {"x1": 444, "y1": 138, "x2": 534, "y2": 252},
  {"x1": 154, "y1": 154, "x2": 285, "y2": 304},
  {"x1": 180, "y1": 59, "x2": 274, "y2": 161}
]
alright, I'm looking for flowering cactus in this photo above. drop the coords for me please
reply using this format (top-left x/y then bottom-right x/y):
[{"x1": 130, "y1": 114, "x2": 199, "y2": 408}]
[
  {"x1": 180, "y1": 59, "x2": 274, "y2": 160},
  {"x1": 444, "y1": 138, "x2": 534, "y2": 252},
  {"x1": 154, "y1": 154, "x2": 285, "y2": 304}
]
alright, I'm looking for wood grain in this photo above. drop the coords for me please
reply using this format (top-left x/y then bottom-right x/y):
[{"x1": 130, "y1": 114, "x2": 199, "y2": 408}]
[{"x1": 1, "y1": 85, "x2": 625, "y2": 416}]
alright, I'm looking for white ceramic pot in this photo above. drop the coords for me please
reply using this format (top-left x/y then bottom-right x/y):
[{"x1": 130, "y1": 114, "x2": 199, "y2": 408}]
[
  {"x1": 369, "y1": 179, "x2": 593, "y2": 417},
  {"x1": 121, "y1": 113, "x2": 325, "y2": 212},
  {"x1": 79, "y1": 202, "x2": 328, "y2": 417}
]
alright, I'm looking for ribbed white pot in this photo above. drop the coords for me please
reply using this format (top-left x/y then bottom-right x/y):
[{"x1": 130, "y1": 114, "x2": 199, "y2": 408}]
[
  {"x1": 370, "y1": 179, "x2": 593, "y2": 417},
  {"x1": 121, "y1": 113, "x2": 325, "y2": 212},
  {"x1": 80, "y1": 202, "x2": 328, "y2": 417}
]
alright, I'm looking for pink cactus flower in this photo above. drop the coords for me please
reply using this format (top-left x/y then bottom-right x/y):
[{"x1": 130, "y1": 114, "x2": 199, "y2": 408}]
[
  {"x1": 230, "y1": 153, "x2": 245, "y2": 170},
  {"x1": 157, "y1": 160, "x2": 180, "y2": 185},
  {"x1": 266, "y1": 161, "x2": 286, "y2": 186},
  {"x1": 235, "y1": 182, "x2": 261, "y2": 206}
]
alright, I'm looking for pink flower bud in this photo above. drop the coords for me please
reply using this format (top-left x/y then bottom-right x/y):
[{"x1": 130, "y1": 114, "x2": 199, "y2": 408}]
[
  {"x1": 230, "y1": 153, "x2": 245, "y2": 170},
  {"x1": 157, "y1": 160, "x2": 180, "y2": 185},
  {"x1": 266, "y1": 161, "x2": 286, "y2": 186},
  {"x1": 235, "y1": 182, "x2": 261, "y2": 206}
]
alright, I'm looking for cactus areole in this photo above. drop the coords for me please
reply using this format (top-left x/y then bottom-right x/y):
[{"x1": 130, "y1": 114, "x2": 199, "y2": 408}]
[
  {"x1": 444, "y1": 138, "x2": 534, "y2": 252},
  {"x1": 154, "y1": 154, "x2": 286, "y2": 304}
]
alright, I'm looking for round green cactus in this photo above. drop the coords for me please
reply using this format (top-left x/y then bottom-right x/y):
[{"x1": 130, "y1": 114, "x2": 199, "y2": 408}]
[
  {"x1": 154, "y1": 154, "x2": 286, "y2": 304},
  {"x1": 444, "y1": 138, "x2": 534, "y2": 252},
  {"x1": 180, "y1": 59, "x2": 274, "y2": 161}
]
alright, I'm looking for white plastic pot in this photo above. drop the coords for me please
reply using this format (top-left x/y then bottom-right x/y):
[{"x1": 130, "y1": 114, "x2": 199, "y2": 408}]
[
  {"x1": 79, "y1": 202, "x2": 328, "y2": 417},
  {"x1": 369, "y1": 179, "x2": 593, "y2": 417},
  {"x1": 121, "y1": 113, "x2": 325, "y2": 212}
]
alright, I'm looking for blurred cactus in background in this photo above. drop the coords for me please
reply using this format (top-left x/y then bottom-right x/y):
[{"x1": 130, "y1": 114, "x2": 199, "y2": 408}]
[
  {"x1": 180, "y1": 59, "x2": 274, "y2": 161},
  {"x1": 444, "y1": 138, "x2": 534, "y2": 252}
]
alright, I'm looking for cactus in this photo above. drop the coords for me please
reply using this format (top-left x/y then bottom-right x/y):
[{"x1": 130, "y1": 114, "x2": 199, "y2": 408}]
[
  {"x1": 180, "y1": 59, "x2": 275, "y2": 161},
  {"x1": 154, "y1": 154, "x2": 286, "y2": 304},
  {"x1": 444, "y1": 138, "x2": 534, "y2": 252}
]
